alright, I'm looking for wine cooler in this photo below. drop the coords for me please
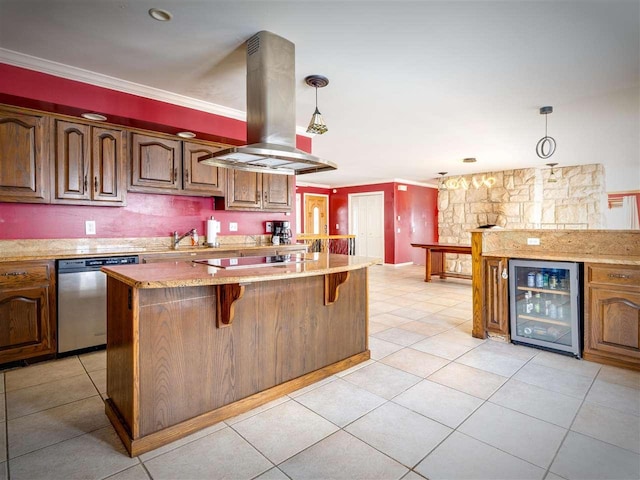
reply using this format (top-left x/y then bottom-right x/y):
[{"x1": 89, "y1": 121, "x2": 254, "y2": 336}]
[{"x1": 509, "y1": 259, "x2": 581, "y2": 357}]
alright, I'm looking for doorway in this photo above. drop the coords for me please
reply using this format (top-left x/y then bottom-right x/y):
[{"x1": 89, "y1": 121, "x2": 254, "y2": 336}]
[
  {"x1": 349, "y1": 192, "x2": 385, "y2": 260},
  {"x1": 304, "y1": 194, "x2": 329, "y2": 234}
]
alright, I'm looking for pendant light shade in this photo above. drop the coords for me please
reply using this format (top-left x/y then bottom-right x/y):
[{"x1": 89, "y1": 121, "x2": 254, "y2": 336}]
[
  {"x1": 437, "y1": 172, "x2": 448, "y2": 191},
  {"x1": 305, "y1": 75, "x2": 329, "y2": 135},
  {"x1": 546, "y1": 162, "x2": 558, "y2": 183}
]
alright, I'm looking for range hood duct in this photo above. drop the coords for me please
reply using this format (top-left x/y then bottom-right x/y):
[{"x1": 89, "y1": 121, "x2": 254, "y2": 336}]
[{"x1": 199, "y1": 31, "x2": 337, "y2": 175}]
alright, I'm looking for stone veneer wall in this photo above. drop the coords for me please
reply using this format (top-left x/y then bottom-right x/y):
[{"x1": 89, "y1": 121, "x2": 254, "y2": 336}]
[{"x1": 438, "y1": 163, "x2": 606, "y2": 274}]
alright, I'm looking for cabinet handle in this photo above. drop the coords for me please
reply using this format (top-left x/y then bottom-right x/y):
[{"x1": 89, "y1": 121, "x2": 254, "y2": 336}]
[
  {"x1": 608, "y1": 273, "x2": 631, "y2": 279},
  {"x1": 2, "y1": 271, "x2": 27, "y2": 276},
  {"x1": 501, "y1": 268, "x2": 508, "y2": 280},
  {"x1": 185, "y1": 169, "x2": 189, "y2": 182},
  {"x1": 84, "y1": 175, "x2": 88, "y2": 191},
  {"x1": 174, "y1": 168, "x2": 178, "y2": 182},
  {"x1": 94, "y1": 177, "x2": 98, "y2": 193}
]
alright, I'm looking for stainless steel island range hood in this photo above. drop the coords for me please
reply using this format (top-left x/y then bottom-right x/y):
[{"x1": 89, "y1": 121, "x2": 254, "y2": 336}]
[{"x1": 199, "y1": 31, "x2": 337, "y2": 175}]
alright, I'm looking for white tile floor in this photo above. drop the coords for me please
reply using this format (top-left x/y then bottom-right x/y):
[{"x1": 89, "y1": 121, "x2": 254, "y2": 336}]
[{"x1": 1, "y1": 263, "x2": 639, "y2": 480}]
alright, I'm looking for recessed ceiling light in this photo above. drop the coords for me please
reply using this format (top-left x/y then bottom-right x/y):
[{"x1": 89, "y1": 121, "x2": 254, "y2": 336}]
[
  {"x1": 463, "y1": 157, "x2": 477, "y2": 163},
  {"x1": 148, "y1": 8, "x2": 173, "y2": 21},
  {"x1": 81, "y1": 113, "x2": 107, "y2": 121},
  {"x1": 177, "y1": 131, "x2": 196, "y2": 138}
]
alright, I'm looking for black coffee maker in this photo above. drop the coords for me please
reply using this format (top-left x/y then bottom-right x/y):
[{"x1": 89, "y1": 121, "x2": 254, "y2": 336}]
[{"x1": 272, "y1": 221, "x2": 292, "y2": 244}]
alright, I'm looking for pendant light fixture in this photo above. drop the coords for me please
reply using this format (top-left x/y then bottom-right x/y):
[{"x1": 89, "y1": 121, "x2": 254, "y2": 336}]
[
  {"x1": 546, "y1": 162, "x2": 558, "y2": 183},
  {"x1": 305, "y1": 75, "x2": 329, "y2": 135},
  {"x1": 437, "y1": 172, "x2": 448, "y2": 191},
  {"x1": 536, "y1": 106, "x2": 556, "y2": 159}
]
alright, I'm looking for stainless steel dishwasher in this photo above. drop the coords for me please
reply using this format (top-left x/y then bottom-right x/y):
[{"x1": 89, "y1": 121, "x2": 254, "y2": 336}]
[{"x1": 57, "y1": 256, "x2": 138, "y2": 353}]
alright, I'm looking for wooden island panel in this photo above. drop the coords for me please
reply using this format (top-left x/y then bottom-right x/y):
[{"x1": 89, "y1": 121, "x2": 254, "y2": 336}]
[{"x1": 106, "y1": 266, "x2": 369, "y2": 456}]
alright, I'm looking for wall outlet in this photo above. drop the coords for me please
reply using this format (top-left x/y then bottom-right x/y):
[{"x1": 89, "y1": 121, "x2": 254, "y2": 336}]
[
  {"x1": 527, "y1": 237, "x2": 541, "y2": 245},
  {"x1": 85, "y1": 220, "x2": 96, "y2": 235},
  {"x1": 229, "y1": 222, "x2": 238, "y2": 232},
  {"x1": 265, "y1": 222, "x2": 273, "y2": 233},
  {"x1": 335, "y1": 223, "x2": 340, "y2": 230}
]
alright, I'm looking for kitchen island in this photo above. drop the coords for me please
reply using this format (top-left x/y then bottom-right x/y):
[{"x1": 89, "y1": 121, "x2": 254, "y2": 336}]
[{"x1": 102, "y1": 253, "x2": 377, "y2": 456}]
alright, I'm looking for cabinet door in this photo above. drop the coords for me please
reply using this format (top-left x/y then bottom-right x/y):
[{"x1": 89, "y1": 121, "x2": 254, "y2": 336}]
[
  {"x1": 0, "y1": 261, "x2": 56, "y2": 364},
  {"x1": 586, "y1": 287, "x2": 640, "y2": 365},
  {"x1": 0, "y1": 109, "x2": 49, "y2": 203},
  {"x1": 92, "y1": 126, "x2": 126, "y2": 204},
  {"x1": 484, "y1": 257, "x2": 509, "y2": 335},
  {"x1": 226, "y1": 170, "x2": 262, "y2": 210},
  {"x1": 130, "y1": 133, "x2": 181, "y2": 192},
  {"x1": 54, "y1": 120, "x2": 91, "y2": 201},
  {"x1": 182, "y1": 141, "x2": 226, "y2": 196},
  {"x1": 262, "y1": 174, "x2": 294, "y2": 212}
]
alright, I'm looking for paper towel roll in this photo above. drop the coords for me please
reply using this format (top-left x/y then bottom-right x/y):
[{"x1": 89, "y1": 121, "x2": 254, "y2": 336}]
[{"x1": 206, "y1": 219, "x2": 219, "y2": 246}]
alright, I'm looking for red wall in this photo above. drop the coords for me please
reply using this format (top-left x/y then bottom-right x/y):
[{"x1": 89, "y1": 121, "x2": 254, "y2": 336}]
[
  {"x1": 394, "y1": 184, "x2": 438, "y2": 264},
  {"x1": 0, "y1": 193, "x2": 292, "y2": 240},
  {"x1": 0, "y1": 64, "x2": 305, "y2": 240},
  {"x1": 328, "y1": 182, "x2": 438, "y2": 264}
]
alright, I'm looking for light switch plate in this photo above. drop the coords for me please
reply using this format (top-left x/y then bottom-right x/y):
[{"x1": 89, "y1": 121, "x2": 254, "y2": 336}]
[
  {"x1": 527, "y1": 237, "x2": 540, "y2": 245},
  {"x1": 85, "y1": 220, "x2": 96, "y2": 235}
]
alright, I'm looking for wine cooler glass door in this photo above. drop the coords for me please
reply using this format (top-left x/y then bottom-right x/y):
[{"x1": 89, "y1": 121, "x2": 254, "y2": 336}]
[{"x1": 509, "y1": 260, "x2": 580, "y2": 357}]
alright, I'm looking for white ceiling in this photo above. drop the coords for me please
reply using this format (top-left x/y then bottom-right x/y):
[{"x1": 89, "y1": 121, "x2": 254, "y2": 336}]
[{"x1": 1, "y1": 0, "x2": 638, "y2": 190}]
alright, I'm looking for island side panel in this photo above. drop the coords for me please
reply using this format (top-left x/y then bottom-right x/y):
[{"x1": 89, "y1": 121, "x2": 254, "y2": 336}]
[
  {"x1": 136, "y1": 268, "x2": 368, "y2": 438},
  {"x1": 106, "y1": 277, "x2": 137, "y2": 437}
]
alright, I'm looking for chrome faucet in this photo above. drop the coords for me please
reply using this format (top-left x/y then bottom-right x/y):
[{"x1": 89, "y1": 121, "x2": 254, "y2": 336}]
[{"x1": 173, "y1": 229, "x2": 197, "y2": 249}]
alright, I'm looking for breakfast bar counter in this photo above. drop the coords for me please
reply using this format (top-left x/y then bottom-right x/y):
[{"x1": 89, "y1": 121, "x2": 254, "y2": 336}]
[{"x1": 101, "y1": 253, "x2": 377, "y2": 456}]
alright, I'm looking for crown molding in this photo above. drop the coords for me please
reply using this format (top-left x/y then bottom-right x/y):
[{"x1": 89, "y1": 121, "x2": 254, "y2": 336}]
[
  {"x1": 330, "y1": 178, "x2": 436, "y2": 189},
  {"x1": 0, "y1": 48, "x2": 312, "y2": 137},
  {"x1": 393, "y1": 178, "x2": 437, "y2": 188},
  {"x1": 295, "y1": 181, "x2": 332, "y2": 189}
]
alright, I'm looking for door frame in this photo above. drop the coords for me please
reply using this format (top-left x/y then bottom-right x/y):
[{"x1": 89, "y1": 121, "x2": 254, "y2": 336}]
[
  {"x1": 303, "y1": 193, "x2": 329, "y2": 234},
  {"x1": 348, "y1": 191, "x2": 385, "y2": 260}
]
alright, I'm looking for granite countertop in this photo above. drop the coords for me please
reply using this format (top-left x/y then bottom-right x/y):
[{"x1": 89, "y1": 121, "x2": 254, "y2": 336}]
[
  {"x1": 102, "y1": 253, "x2": 381, "y2": 289},
  {"x1": 0, "y1": 242, "x2": 304, "y2": 262},
  {"x1": 483, "y1": 251, "x2": 640, "y2": 266}
]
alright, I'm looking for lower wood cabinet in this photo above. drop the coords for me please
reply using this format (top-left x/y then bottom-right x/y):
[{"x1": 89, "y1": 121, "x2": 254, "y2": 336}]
[
  {"x1": 0, "y1": 260, "x2": 56, "y2": 364},
  {"x1": 483, "y1": 256, "x2": 509, "y2": 337},
  {"x1": 584, "y1": 263, "x2": 640, "y2": 370}
]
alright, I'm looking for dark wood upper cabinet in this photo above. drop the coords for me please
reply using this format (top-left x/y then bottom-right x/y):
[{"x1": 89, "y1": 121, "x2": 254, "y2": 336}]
[
  {"x1": 93, "y1": 127, "x2": 126, "y2": 204},
  {"x1": 263, "y1": 173, "x2": 294, "y2": 211},
  {"x1": 54, "y1": 120, "x2": 91, "y2": 201},
  {"x1": 226, "y1": 169, "x2": 262, "y2": 210},
  {"x1": 0, "y1": 107, "x2": 50, "y2": 203},
  {"x1": 224, "y1": 170, "x2": 294, "y2": 212},
  {"x1": 53, "y1": 120, "x2": 126, "y2": 206},
  {"x1": 182, "y1": 141, "x2": 226, "y2": 196},
  {"x1": 130, "y1": 132, "x2": 182, "y2": 193}
]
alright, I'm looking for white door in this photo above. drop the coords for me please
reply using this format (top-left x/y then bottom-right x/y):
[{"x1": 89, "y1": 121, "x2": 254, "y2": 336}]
[{"x1": 349, "y1": 192, "x2": 384, "y2": 260}]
